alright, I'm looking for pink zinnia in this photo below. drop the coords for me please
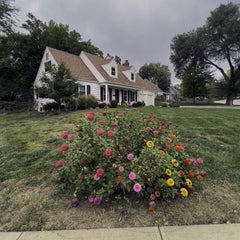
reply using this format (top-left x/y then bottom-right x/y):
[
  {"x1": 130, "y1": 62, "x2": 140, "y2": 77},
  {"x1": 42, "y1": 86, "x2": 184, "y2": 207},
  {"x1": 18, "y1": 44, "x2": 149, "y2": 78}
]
[
  {"x1": 119, "y1": 166, "x2": 124, "y2": 172},
  {"x1": 61, "y1": 143, "x2": 69, "y2": 152},
  {"x1": 68, "y1": 134, "x2": 75, "y2": 141},
  {"x1": 87, "y1": 112, "x2": 94, "y2": 121},
  {"x1": 150, "y1": 194, "x2": 156, "y2": 201},
  {"x1": 197, "y1": 158, "x2": 203, "y2": 164},
  {"x1": 127, "y1": 153, "x2": 134, "y2": 160},
  {"x1": 94, "y1": 174, "x2": 100, "y2": 181},
  {"x1": 104, "y1": 149, "x2": 112, "y2": 157},
  {"x1": 107, "y1": 130, "x2": 115, "y2": 137},
  {"x1": 88, "y1": 195, "x2": 94, "y2": 203},
  {"x1": 55, "y1": 160, "x2": 64, "y2": 168},
  {"x1": 97, "y1": 130, "x2": 104, "y2": 136},
  {"x1": 133, "y1": 183, "x2": 142, "y2": 193},
  {"x1": 99, "y1": 119, "x2": 104, "y2": 125},
  {"x1": 96, "y1": 168, "x2": 104, "y2": 177},
  {"x1": 95, "y1": 107, "x2": 100, "y2": 111},
  {"x1": 128, "y1": 172, "x2": 136, "y2": 180},
  {"x1": 111, "y1": 121, "x2": 117, "y2": 127},
  {"x1": 61, "y1": 131, "x2": 68, "y2": 139}
]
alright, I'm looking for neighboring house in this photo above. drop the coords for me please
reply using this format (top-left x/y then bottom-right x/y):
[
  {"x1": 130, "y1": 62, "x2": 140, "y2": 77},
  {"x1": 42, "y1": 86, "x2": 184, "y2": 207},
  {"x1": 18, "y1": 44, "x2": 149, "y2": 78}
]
[
  {"x1": 144, "y1": 79, "x2": 165, "y2": 98},
  {"x1": 34, "y1": 47, "x2": 157, "y2": 112},
  {"x1": 165, "y1": 86, "x2": 180, "y2": 102}
]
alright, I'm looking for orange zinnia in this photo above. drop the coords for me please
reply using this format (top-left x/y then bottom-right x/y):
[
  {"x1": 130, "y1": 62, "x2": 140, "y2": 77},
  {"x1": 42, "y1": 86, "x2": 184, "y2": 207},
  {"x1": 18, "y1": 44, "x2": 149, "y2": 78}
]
[
  {"x1": 184, "y1": 159, "x2": 191, "y2": 167},
  {"x1": 188, "y1": 170, "x2": 195, "y2": 178},
  {"x1": 197, "y1": 175, "x2": 203, "y2": 181}
]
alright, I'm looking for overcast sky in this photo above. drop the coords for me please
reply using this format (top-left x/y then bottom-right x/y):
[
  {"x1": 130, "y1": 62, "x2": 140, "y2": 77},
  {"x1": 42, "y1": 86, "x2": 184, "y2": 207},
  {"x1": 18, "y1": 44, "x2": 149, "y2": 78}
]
[{"x1": 14, "y1": 0, "x2": 239, "y2": 84}]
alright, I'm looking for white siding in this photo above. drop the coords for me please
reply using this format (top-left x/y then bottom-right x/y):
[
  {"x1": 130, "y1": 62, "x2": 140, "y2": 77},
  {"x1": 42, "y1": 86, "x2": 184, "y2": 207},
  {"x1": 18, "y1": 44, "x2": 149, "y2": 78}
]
[
  {"x1": 101, "y1": 59, "x2": 118, "y2": 78},
  {"x1": 78, "y1": 81, "x2": 100, "y2": 100},
  {"x1": 138, "y1": 90, "x2": 155, "y2": 106}
]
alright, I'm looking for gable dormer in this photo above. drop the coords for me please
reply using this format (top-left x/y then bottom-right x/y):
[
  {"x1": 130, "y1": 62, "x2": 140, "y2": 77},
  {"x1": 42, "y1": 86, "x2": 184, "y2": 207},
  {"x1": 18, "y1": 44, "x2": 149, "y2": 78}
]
[
  {"x1": 101, "y1": 58, "x2": 118, "y2": 78},
  {"x1": 122, "y1": 66, "x2": 137, "y2": 82}
]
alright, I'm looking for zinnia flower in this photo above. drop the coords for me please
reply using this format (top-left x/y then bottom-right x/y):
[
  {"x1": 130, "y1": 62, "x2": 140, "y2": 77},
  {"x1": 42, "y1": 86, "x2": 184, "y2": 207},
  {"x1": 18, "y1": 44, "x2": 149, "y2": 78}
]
[
  {"x1": 128, "y1": 172, "x2": 136, "y2": 180},
  {"x1": 104, "y1": 149, "x2": 112, "y2": 157},
  {"x1": 55, "y1": 160, "x2": 64, "y2": 168},
  {"x1": 179, "y1": 170, "x2": 185, "y2": 177},
  {"x1": 94, "y1": 174, "x2": 100, "y2": 181},
  {"x1": 111, "y1": 121, "x2": 117, "y2": 127},
  {"x1": 165, "y1": 169, "x2": 172, "y2": 176},
  {"x1": 172, "y1": 159, "x2": 179, "y2": 167},
  {"x1": 188, "y1": 170, "x2": 195, "y2": 178},
  {"x1": 87, "y1": 112, "x2": 94, "y2": 121},
  {"x1": 68, "y1": 134, "x2": 75, "y2": 141},
  {"x1": 99, "y1": 119, "x2": 104, "y2": 125},
  {"x1": 150, "y1": 194, "x2": 156, "y2": 201},
  {"x1": 97, "y1": 130, "x2": 104, "y2": 136},
  {"x1": 185, "y1": 178, "x2": 193, "y2": 188},
  {"x1": 127, "y1": 153, "x2": 134, "y2": 160},
  {"x1": 155, "y1": 191, "x2": 161, "y2": 198},
  {"x1": 159, "y1": 150, "x2": 165, "y2": 155},
  {"x1": 61, "y1": 143, "x2": 69, "y2": 152},
  {"x1": 146, "y1": 141, "x2": 154, "y2": 148},
  {"x1": 175, "y1": 143, "x2": 184, "y2": 151},
  {"x1": 107, "y1": 130, "x2": 115, "y2": 137},
  {"x1": 88, "y1": 195, "x2": 94, "y2": 203},
  {"x1": 197, "y1": 158, "x2": 203, "y2": 164},
  {"x1": 71, "y1": 198, "x2": 79, "y2": 207},
  {"x1": 166, "y1": 178, "x2": 174, "y2": 187},
  {"x1": 184, "y1": 159, "x2": 191, "y2": 167},
  {"x1": 93, "y1": 197, "x2": 101, "y2": 206},
  {"x1": 197, "y1": 175, "x2": 203, "y2": 181},
  {"x1": 133, "y1": 183, "x2": 142, "y2": 192},
  {"x1": 180, "y1": 188, "x2": 188, "y2": 197},
  {"x1": 96, "y1": 168, "x2": 104, "y2": 177},
  {"x1": 61, "y1": 131, "x2": 68, "y2": 139},
  {"x1": 118, "y1": 166, "x2": 124, "y2": 172}
]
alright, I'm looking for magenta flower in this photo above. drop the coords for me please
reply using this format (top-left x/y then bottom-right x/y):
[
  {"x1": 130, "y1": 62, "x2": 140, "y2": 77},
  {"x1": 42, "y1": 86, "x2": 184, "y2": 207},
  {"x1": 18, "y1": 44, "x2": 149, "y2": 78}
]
[
  {"x1": 61, "y1": 131, "x2": 68, "y2": 139},
  {"x1": 118, "y1": 166, "x2": 124, "y2": 172},
  {"x1": 127, "y1": 153, "x2": 134, "y2": 160},
  {"x1": 104, "y1": 149, "x2": 112, "y2": 157},
  {"x1": 107, "y1": 130, "x2": 115, "y2": 137},
  {"x1": 133, "y1": 183, "x2": 142, "y2": 193},
  {"x1": 71, "y1": 198, "x2": 79, "y2": 207},
  {"x1": 128, "y1": 172, "x2": 136, "y2": 180},
  {"x1": 93, "y1": 197, "x2": 101, "y2": 206},
  {"x1": 61, "y1": 143, "x2": 69, "y2": 152}
]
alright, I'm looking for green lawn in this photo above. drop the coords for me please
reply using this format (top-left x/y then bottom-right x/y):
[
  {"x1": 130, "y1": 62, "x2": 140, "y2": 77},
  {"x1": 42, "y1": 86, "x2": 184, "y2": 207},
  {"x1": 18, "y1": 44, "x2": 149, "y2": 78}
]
[{"x1": 0, "y1": 107, "x2": 239, "y2": 231}]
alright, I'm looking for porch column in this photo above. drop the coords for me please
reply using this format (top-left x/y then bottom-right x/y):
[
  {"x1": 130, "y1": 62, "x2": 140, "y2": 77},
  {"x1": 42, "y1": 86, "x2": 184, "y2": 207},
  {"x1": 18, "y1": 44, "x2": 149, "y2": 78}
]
[{"x1": 105, "y1": 84, "x2": 109, "y2": 103}]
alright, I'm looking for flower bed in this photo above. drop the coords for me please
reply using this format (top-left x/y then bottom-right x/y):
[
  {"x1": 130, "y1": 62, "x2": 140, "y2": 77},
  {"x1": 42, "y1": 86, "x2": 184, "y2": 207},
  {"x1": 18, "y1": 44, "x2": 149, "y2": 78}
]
[{"x1": 51, "y1": 108, "x2": 206, "y2": 210}]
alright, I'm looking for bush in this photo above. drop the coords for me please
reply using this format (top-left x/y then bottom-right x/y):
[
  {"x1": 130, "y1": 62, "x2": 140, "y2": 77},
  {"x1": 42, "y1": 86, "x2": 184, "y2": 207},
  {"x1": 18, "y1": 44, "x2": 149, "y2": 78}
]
[
  {"x1": 51, "y1": 109, "x2": 206, "y2": 209},
  {"x1": 169, "y1": 102, "x2": 180, "y2": 108},
  {"x1": 77, "y1": 95, "x2": 98, "y2": 110},
  {"x1": 43, "y1": 102, "x2": 61, "y2": 111},
  {"x1": 110, "y1": 100, "x2": 118, "y2": 108}
]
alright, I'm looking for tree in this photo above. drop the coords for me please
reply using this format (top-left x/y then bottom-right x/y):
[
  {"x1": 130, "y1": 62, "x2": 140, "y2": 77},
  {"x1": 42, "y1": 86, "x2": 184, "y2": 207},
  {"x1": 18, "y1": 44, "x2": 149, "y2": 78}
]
[
  {"x1": 38, "y1": 63, "x2": 79, "y2": 109},
  {"x1": 139, "y1": 63, "x2": 171, "y2": 92},
  {"x1": 0, "y1": 0, "x2": 18, "y2": 34},
  {"x1": 181, "y1": 65, "x2": 213, "y2": 102},
  {"x1": 170, "y1": 3, "x2": 240, "y2": 106}
]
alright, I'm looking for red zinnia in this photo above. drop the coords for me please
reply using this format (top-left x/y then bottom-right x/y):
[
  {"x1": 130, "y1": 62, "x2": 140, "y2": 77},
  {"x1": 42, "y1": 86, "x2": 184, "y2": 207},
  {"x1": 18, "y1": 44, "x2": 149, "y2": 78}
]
[
  {"x1": 107, "y1": 130, "x2": 115, "y2": 137},
  {"x1": 104, "y1": 149, "x2": 112, "y2": 157},
  {"x1": 96, "y1": 168, "x2": 104, "y2": 177},
  {"x1": 97, "y1": 130, "x2": 104, "y2": 136},
  {"x1": 61, "y1": 143, "x2": 69, "y2": 152},
  {"x1": 184, "y1": 159, "x2": 191, "y2": 167},
  {"x1": 87, "y1": 112, "x2": 94, "y2": 121},
  {"x1": 111, "y1": 121, "x2": 117, "y2": 127},
  {"x1": 55, "y1": 160, "x2": 64, "y2": 168}
]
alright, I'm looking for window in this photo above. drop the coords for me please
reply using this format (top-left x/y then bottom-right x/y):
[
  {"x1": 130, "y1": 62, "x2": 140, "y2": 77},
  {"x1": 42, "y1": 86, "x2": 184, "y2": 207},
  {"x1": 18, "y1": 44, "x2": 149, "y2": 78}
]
[
  {"x1": 111, "y1": 67, "x2": 116, "y2": 76},
  {"x1": 46, "y1": 53, "x2": 49, "y2": 61},
  {"x1": 131, "y1": 73, "x2": 134, "y2": 80},
  {"x1": 100, "y1": 86, "x2": 106, "y2": 101},
  {"x1": 79, "y1": 85, "x2": 85, "y2": 96},
  {"x1": 87, "y1": 85, "x2": 91, "y2": 95}
]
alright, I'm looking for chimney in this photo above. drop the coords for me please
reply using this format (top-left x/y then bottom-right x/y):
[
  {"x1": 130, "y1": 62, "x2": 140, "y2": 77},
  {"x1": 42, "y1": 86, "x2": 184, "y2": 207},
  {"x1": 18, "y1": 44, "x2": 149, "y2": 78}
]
[{"x1": 123, "y1": 60, "x2": 129, "y2": 67}]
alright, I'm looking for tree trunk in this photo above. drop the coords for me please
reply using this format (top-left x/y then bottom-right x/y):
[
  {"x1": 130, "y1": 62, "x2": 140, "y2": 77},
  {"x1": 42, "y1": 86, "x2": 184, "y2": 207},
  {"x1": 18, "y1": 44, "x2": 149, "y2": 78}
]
[{"x1": 226, "y1": 93, "x2": 234, "y2": 106}]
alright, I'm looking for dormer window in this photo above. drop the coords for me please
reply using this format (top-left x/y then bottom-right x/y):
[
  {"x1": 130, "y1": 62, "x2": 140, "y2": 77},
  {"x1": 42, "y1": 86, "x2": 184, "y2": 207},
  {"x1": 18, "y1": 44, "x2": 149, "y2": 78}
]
[
  {"x1": 46, "y1": 53, "x2": 49, "y2": 61},
  {"x1": 111, "y1": 67, "x2": 116, "y2": 76},
  {"x1": 131, "y1": 73, "x2": 135, "y2": 80}
]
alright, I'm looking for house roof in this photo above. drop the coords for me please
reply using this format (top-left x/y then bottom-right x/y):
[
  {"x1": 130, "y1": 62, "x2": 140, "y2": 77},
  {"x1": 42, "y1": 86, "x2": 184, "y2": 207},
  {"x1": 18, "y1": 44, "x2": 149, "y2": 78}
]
[
  {"x1": 48, "y1": 47, "x2": 98, "y2": 82},
  {"x1": 48, "y1": 47, "x2": 153, "y2": 92},
  {"x1": 144, "y1": 79, "x2": 165, "y2": 94}
]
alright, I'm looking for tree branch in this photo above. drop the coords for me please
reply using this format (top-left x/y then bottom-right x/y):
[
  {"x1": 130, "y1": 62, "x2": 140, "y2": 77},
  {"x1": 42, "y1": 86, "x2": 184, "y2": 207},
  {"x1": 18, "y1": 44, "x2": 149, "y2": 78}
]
[{"x1": 204, "y1": 58, "x2": 228, "y2": 79}]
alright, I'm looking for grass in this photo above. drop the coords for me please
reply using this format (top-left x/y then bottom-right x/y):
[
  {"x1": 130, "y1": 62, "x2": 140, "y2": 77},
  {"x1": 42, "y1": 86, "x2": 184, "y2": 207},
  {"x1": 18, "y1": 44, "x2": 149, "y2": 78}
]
[{"x1": 0, "y1": 107, "x2": 240, "y2": 231}]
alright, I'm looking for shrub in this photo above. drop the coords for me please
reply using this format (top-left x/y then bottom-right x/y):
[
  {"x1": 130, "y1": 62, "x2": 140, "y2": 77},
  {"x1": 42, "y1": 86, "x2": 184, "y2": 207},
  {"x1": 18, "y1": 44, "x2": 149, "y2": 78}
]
[
  {"x1": 110, "y1": 100, "x2": 118, "y2": 108},
  {"x1": 51, "y1": 109, "x2": 206, "y2": 209},
  {"x1": 85, "y1": 95, "x2": 98, "y2": 109}
]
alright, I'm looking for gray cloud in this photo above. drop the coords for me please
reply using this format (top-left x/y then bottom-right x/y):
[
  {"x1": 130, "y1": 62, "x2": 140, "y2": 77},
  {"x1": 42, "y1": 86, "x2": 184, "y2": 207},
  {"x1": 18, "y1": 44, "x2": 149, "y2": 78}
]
[{"x1": 15, "y1": 0, "x2": 240, "y2": 83}]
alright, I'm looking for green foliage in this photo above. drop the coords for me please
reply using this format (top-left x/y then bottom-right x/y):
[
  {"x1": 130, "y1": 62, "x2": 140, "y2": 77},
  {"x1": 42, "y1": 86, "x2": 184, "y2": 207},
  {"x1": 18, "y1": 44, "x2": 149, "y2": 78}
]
[
  {"x1": 38, "y1": 63, "x2": 79, "y2": 110},
  {"x1": 110, "y1": 100, "x2": 118, "y2": 108},
  {"x1": 76, "y1": 95, "x2": 98, "y2": 110},
  {"x1": 52, "y1": 109, "x2": 206, "y2": 207},
  {"x1": 170, "y1": 2, "x2": 240, "y2": 105},
  {"x1": 139, "y1": 63, "x2": 171, "y2": 92}
]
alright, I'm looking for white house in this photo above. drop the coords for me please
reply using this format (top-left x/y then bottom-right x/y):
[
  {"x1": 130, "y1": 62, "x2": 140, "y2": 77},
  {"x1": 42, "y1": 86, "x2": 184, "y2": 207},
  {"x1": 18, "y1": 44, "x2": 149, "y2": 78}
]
[{"x1": 34, "y1": 47, "x2": 160, "y2": 112}]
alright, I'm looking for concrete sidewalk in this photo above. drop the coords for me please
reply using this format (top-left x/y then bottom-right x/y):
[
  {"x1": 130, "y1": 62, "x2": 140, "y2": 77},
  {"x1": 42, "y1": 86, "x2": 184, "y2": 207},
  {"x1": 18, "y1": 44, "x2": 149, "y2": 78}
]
[{"x1": 1, "y1": 224, "x2": 240, "y2": 240}]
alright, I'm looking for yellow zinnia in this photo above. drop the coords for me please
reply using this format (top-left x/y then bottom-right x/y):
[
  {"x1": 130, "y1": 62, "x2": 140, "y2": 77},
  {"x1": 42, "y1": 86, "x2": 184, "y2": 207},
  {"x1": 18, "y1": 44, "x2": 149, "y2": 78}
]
[
  {"x1": 185, "y1": 178, "x2": 193, "y2": 188},
  {"x1": 165, "y1": 169, "x2": 172, "y2": 176},
  {"x1": 166, "y1": 178, "x2": 174, "y2": 187},
  {"x1": 180, "y1": 188, "x2": 188, "y2": 197},
  {"x1": 171, "y1": 159, "x2": 179, "y2": 167},
  {"x1": 146, "y1": 141, "x2": 154, "y2": 148}
]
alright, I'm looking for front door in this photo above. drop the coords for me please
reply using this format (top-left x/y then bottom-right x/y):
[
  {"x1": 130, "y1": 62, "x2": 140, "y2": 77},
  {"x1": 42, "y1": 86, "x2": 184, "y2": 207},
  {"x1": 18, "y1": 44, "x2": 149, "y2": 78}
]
[{"x1": 115, "y1": 89, "x2": 119, "y2": 102}]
